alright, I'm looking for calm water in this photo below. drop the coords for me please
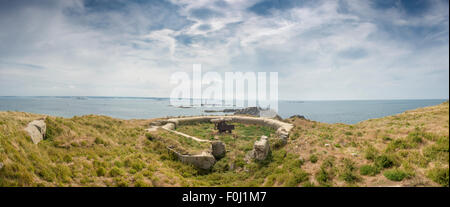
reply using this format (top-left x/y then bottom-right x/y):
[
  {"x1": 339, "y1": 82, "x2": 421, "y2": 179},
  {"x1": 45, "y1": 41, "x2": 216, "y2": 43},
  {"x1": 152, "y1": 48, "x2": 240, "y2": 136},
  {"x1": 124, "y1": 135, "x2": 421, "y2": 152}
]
[{"x1": 0, "y1": 97, "x2": 446, "y2": 124}]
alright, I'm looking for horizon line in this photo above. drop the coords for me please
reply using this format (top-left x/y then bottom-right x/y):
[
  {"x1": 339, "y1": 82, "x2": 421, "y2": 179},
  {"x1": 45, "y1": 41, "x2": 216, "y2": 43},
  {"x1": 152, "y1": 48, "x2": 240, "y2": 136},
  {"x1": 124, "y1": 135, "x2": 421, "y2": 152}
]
[{"x1": 0, "y1": 96, "x2": 448, "y2": 102}]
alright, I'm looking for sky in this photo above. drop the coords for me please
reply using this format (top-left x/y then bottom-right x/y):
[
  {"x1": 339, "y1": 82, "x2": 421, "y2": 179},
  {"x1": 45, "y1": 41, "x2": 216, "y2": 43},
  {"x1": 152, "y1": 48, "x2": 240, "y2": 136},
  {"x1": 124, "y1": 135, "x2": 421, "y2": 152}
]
[{"x1": 0, "y1": 0, "x2": 448, "y2": 100}]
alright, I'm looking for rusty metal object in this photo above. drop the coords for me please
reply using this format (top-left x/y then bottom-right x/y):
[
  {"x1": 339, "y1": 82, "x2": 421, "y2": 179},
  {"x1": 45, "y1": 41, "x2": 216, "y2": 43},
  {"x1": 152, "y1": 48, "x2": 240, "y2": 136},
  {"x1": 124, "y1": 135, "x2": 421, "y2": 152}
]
[{"x1": 213, "y1": 119, "x2": 235, "y2": 133}]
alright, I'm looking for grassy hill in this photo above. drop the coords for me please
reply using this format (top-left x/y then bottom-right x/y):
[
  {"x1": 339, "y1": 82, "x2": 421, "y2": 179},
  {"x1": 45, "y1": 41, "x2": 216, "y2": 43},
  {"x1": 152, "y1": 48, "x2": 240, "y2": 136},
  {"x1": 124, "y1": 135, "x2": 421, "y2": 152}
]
[{"x1": 0, "y1": 102, "x2": 448, "y2": 187}]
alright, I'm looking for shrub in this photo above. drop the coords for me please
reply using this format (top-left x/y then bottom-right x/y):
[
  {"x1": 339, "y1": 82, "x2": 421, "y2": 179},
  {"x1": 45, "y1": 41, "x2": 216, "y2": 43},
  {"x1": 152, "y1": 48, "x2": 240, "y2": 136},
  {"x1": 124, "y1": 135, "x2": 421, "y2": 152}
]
[
  {"x1": 145, "y1": 133, "x2": 155, "y2": 141},
  {"x1": 284, "y1": 169, "x2": 309, "y2": 187},
  {"x1": 382, "y1": 136, "x2": 392, "y2": 141},
  {"x1": 319, "y1": 133, "x2": 332, "y2": 140},
  {"x1": 131, "y1": 160, "x2": 146, "y2": 172},
  {"x1": 234, "y1": 158, "x2": 246, "y2": 168},
  {"x1": 37, "y1": 167, "x2": 57, "y2": 182},
  {"x1": 94, "y1": 137, "x2": 106, "y2": 145},
  {"x1": 386, "y1": 133, "x2": 427, "y2": 152},
  {"x1": 359, "y1": 165, "x2": 379, "y2": 176},
  {"x1": 364, "y1": 146, "x2": 378, "y2": 161},
  {"x1": 426, "y1": 167, "x2": 449, "y2": 187},
  {"x1": 114, "y1": 160, "x2": 124, "y2": 168},
  {"x1": 63, "y1": 155, "x2": 73, "y2": 163},
  {"x1": 294, "y1": 158, "x2": 305, "y2": 167},
  {"x1": 341, "y1": 171, "x2": 358, "y2": 183},
  {"x1": 302, "y1": 181, "x2": 315, "y2": 187},
  {"x1": 384, "y1": 169, "x2": 408, "y2": 181},
  {"x1": 375, "y1": 155, "x2": 395, "y2": 169},
  {"x1": 96, "y1": 167, "x2": 106, "y2": 177},
  {"x1": 386, "y1": 139, "x2": 410, "y2": 151},
  {"x1": 55, "y1": 164, "x2": 72, "y2": 183},
  {"x1": 45, "y1": 117, "x2": 64, "y2": 139},
  {"x1": 212, "y1": 158, "x2": 230, "y2": 173},
  {"x1": 321, "y1": 156, "x2": 335, "y2": 169},
  {"x1": 423, "y1": 136, "x2": 449, "y2": 162},
  {"x1": 407, "y1": 151, "x2": 429, "y2": 168},
  {"x1": 316, "y1": 168, "x2": 331, "y2": 186},
  {"x1": 407, "y1": 131, "x2": 423, "y2": 144},
  {"x1": 291, "y1": 132, "x2": 299, "y2": 140},
  {"x1": 114, "y1": 177, "x2": 129, "y2": 187},
  {"x1": 109, "y1": 167, "x2": 124, "y2": 177},
  {"x1": 309, "y1": 154, "x2": 318, "y2": 163},
  {"x1": 339, "y1": 159, "x2": 359, "y2": 183},
  {"x1": 272, "y1": 138, "x2": 286, "y2": 149},
  {"x1": 135, "y1": 179, "x2": 151, "y2": 187}
]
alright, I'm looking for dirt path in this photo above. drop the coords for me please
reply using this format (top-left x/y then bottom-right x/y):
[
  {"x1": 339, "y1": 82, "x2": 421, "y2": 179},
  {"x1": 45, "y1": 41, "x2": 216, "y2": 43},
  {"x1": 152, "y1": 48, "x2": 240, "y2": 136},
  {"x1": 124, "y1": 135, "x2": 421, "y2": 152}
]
[{"x1": 151, "y1": 126, "x2": 211, "y2": 143}]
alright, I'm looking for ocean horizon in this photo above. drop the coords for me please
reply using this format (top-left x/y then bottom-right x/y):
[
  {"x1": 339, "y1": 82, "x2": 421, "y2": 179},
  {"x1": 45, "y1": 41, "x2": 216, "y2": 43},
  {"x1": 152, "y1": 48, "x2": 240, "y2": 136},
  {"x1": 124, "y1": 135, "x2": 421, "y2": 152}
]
[{"x1": 0, "y1": 96, "x2": 446, "y2": 124}]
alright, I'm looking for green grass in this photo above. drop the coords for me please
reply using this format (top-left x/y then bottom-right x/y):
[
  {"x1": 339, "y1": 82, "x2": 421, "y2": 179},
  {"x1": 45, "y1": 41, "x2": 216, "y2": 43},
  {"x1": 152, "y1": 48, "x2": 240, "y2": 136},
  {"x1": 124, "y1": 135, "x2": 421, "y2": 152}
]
[
  {"x1": 359, "y1": 165, "x2": 379, "y2": 176},
  {"x1": 283, "y1": 169, "x2": 309, "y2": 187},
  {"x1": 151, "y1": 130, "x2": 210, "y2": 155},
  {"x1": 0, "y1": 101, "x2": 448, "y2": 187},
  {"x1": 0, "y1": 113, "x2": 164, "y2": 186},
  {"x1": 385, "y1": 129, "x2": 434, "y2": 152},
  {"x1": 316, "y1": 168, "x2": 331, "y2": 186},
  {"x1": 339, "y1": 158, "x2": 359, "y2": 184},
  {"x1": 96, "y1": 167, "x2": 106, "y2": 177},
  {"x1": 426, "y1": 167, "x2": 449, "y2": 187},
  {"x1": 364, "y1": 146, "x2": 379, "y2": 161},
  {"x1": 309, "y1": 154, "x2": 318, "y2": 163},
  {"x1": 423, "y1": 136, "x2": 449, "y2": 163},
  {"x1": 375, "y1": 154, "x2": 396, "y2": 169},
  {"x1": 176, "y1": 122, "x2": 275, "y2": 143},
  {"x1": 383, "y1": 169, "x2": 408, "y2": 181}
]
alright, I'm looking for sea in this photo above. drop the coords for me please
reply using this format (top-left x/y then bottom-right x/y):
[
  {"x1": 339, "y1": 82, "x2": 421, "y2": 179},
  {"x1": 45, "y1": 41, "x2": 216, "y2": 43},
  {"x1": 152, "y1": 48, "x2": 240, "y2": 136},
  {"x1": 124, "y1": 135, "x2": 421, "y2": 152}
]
[{"x1": 0, "y1": 96, "x2": 446, "y2": 124}]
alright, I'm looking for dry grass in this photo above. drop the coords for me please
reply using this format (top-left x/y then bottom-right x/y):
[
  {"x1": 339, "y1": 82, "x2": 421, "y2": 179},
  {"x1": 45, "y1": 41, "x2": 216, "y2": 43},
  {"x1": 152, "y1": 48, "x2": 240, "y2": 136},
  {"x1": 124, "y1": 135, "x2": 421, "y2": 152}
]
[
  {"x1": 0, "y1": 101, "x2": 448, "y2": 187},
  {"x1": 286, "y1": 101, "x2": 449, "y2": 186}
]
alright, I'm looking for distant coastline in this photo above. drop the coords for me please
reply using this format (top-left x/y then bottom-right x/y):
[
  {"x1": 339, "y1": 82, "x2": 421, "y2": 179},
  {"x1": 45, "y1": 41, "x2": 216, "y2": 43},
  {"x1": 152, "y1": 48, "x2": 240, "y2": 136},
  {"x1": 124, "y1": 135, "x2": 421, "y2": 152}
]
[{"x1": 0, "y1": 97, "x2": 447, "y2": 124}]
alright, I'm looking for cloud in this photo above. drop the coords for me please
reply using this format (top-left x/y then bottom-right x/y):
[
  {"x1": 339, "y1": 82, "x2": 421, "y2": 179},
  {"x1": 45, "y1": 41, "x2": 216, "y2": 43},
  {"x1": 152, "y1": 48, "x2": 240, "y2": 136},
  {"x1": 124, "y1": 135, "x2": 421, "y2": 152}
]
[
  {"x1": 197, "y1": 24, "x2": 212, "y2": 31},
  {"x1": 247, "y1": 0, "x2": 317, "y2": 16},
  {"x1": 0, "y1": 0, "x2": 448, "y2": 99},
  {"x1": 189, "y1": 7, "x2": 224, "y2": 20}
]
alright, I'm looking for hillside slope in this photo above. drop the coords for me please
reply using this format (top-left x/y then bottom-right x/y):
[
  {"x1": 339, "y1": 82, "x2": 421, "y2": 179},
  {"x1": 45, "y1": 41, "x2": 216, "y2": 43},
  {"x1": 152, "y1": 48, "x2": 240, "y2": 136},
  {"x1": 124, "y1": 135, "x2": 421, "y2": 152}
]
[{"x1": 0, "y1": 102, "x2": 448, "y2": 187}]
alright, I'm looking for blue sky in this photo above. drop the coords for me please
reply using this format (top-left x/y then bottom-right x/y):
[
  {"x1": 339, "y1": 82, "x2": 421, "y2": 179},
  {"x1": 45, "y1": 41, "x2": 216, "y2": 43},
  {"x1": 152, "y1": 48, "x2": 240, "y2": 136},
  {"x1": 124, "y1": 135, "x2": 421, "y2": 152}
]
[{"x1": 0, "y1": 0, "x2": 448, "y2": 100}]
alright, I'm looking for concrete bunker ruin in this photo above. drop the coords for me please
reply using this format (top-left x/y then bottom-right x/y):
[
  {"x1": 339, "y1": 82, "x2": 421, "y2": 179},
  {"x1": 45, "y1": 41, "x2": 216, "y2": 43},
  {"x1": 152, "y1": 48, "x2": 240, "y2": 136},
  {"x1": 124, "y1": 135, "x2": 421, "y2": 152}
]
[{"x1": 150, "y1": 115, "x2": 294, "y2": 170}]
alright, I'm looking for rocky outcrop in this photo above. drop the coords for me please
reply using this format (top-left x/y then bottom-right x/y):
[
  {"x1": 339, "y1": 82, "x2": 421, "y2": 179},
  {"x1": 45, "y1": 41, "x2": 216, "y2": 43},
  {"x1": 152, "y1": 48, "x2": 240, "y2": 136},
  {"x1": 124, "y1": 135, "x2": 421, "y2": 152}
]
[
  {"x1": 250, "y1": 136, "x2": 270, "y2": 161},
  {"x1": 233, "y1": 107, "x2": 261, "y2": 116},
  {"x1": 290, "y1": 115, "x2": 307, "y2": 119},
  {"x1": 204, "y1": 109, "x2": 238, "y2": 113},
  {"x1": 149, "y1": 121, "x2": 162, "y2": 126},
  {"x1": 233, "y1": 107, "x2": 281, "y2": 119},
  {"x1": 168, "y1": 148, "x2": 216, "y2": 170},
  {"x1": 211, "y1": 141, "x2": 226, "y2": 159},
  {"x1": 223, "y1": 109, "x2": 238, "y2": 113},
  {"x1": 162, "y1": 123, "x2": 175, "y2": 130},
  {"x1": 24, "y1": 119, "x2": 46, "y2": 144}
]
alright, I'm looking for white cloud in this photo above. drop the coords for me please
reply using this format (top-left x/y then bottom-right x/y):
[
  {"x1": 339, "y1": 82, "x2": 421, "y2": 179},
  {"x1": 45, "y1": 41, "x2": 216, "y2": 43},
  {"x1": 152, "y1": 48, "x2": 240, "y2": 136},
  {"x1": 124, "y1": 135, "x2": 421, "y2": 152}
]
[{"x1": 0, "y1": 0, "x2": 448, "y2": 99}]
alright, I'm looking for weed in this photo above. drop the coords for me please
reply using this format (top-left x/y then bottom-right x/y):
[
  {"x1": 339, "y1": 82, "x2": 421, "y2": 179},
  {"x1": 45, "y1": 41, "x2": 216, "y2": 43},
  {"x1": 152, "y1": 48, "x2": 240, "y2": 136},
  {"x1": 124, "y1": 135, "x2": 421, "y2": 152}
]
[
  {"x1": 96, "y1": 167, "x2": 106, "y2": 176},
  {"x1": 375, "y1": 154, "x2": 395, "y2": 169},
  {"x1": 309, "y1": 154, "x2": 318, "y2": 163},
  {"x1": 359, "y1": 165, "x2": 379, "y2": 176},
  {"x1": 384, "y1": 169, "x2": 408, "y2": 181},
  {"x1": 426, "y1": 167, "x2": 449, "y2": 187},
  {"x1": 364, "y1": 146, "x2": 378, "y2": 161}
]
